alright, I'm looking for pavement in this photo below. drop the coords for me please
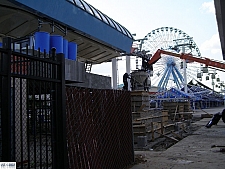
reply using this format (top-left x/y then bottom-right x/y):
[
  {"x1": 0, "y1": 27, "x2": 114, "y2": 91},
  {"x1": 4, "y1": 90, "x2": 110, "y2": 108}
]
[{"x1": 129, "y1": 107, "x2": 225, "y2": 169}]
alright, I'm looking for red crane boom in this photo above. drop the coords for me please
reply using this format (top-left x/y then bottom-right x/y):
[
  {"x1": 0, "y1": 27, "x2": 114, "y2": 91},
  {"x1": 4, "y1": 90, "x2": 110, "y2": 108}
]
[{"x1": 148, "y1": 49, "x2": 225, "y2": 70}]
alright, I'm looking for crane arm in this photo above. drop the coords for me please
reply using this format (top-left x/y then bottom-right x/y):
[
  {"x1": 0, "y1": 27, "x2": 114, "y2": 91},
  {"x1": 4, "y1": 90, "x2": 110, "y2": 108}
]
[
  {"x1": 148, "y1": 49, "x2": 181, "y2": 65},
  {"x1": 149, "y1": 49, "x2": 225, "y2": 70}
]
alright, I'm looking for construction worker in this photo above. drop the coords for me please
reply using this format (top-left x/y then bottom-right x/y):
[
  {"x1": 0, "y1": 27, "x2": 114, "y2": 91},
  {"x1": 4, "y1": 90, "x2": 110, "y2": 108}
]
[{"x1": 123, "y1": 73, "x2": 131, "y2": 90}]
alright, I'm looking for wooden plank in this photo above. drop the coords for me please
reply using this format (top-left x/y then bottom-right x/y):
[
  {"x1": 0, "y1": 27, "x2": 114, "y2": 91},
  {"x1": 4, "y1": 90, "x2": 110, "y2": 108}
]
[
  {"x1": 171, "y1": 112, "x2": 193, "y2": 115},
  {"x1": 155, "y1": 131, "x2": 179, "y2": 142},
  {"x1": 151, "y1": 122, "x2": 154, "y2": 141},
  {"x1": 161, "y1": 121, "x2": 164, "y2": 134},
  {"x1": 133, "y1": 124, "x2": 146, "y2": 128},
  {"x1": 171, "y1": 131, "x2": 182, "y2": 140},
  {"x1": 201, "y1": 114, "x2": 213, "y2": 118},
  {"x1": 132, "y1": 121, "x2": 143, "y2": 125},
  {"x1": 138, "y1": 104, "x2": 147, "y2": 112},
  {"x1": 136, "y1": 115, "x2": 169, "y2": 121},
  {"x1": 162, "y1": 110, "x2": 168, "y2": 124},
  {"x1": 133, "y1": 132, "x2": 145, "y2": 134},
  {"x1": 146, "y1": 123, "x2": 175, "y2": 133}
]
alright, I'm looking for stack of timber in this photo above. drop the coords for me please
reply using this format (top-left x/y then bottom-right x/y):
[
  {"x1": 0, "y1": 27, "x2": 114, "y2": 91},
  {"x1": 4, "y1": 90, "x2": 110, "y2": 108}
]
[
  {"x1": 131, "y1": 91, "x2": 150, "y2": 112},
  {"x1": 162, "y1": 101, "x2": 193, "y2": 121},
  {"x1": 132, "y1": 110, "x2": 193, "y2": 146},
  {"x1": 132, "y1": 109, "x2": 174, "y2": 143},
  {"x1": 162, "y1": 101, "x2": 192, "y2": 113},
  {"x1": 131, "y1": 93, "x2": 193, "y2": 148}
]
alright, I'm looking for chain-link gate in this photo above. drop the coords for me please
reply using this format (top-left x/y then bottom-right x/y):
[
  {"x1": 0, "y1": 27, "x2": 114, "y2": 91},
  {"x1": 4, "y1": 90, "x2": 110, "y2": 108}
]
[
  {"x1": 66, "y1": 87, "x2": 134, "y2": 169},
  {"x1": 0, "y1": 37, "x2": 68, "y2": 168}
]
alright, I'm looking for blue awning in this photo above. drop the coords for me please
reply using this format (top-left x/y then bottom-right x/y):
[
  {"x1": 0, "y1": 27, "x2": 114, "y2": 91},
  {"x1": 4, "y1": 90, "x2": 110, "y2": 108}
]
[{"x1": 0, "y1": 0, "x2": 134, "y2": 63}]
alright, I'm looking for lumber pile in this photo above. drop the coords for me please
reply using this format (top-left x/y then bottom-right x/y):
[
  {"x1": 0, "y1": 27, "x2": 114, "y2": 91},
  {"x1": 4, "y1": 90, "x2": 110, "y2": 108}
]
[
  {"x1": 132, "y1": 108, "x2": 192, "y2": 147},
  {"x1": 162, "y1": 101, "x2": 192, "y2": 113},
  {"x1": 131, "y1": 91, "x2": 150, "y2": 112},
  {"x1": 162, "y1": 101, "x2": 193, "y2": 121},
  {"x1": 131, "y1": 92, "x2": 193, "y2": 149},
  {"x1": 132, "y1": 109, "x2": 172, "y2": 143}
]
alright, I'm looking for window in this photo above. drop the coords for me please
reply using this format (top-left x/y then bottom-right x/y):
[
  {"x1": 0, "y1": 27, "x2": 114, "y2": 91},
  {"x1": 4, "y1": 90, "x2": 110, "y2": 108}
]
[
  {"x1": 74, "y1": 0, "x2": 85, "y2": 10},
  {"x1": 80, "y1": 0, "x2": 94, "y2": 15}
]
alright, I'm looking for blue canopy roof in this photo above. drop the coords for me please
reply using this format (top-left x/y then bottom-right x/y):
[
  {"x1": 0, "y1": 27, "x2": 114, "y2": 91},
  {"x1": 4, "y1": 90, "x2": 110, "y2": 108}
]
[{"x1": 0, "y1": 0, "x2": 133, "y2": 63}]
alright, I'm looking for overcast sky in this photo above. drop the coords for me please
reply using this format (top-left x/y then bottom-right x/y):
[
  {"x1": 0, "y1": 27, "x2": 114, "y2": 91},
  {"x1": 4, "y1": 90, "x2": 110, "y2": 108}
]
[{"x1": 85, "y1": 0, "x2": 223, "y2": 90}]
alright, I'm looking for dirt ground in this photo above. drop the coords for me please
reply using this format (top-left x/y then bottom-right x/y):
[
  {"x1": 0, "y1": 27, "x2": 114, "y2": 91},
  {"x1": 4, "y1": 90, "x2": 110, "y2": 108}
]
[{"x1": 128, "y1": 107, "x2": 225, "y2": 169}]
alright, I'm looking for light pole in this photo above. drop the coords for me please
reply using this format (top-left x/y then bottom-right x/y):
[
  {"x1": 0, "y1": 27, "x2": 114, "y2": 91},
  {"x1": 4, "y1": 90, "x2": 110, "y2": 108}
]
[{"x1": 182, "y1": 46, "x2": 187, "y2": 93}]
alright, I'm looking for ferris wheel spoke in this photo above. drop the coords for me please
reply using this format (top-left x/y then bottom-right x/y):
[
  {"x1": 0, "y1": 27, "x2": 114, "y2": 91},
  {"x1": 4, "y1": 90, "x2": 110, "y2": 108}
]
[
  {"x1": 162, "y1": 66, "x2": 173, "y2": 89},
  {"x1": 171, "y1": 70, "x2": 182, "y2": 89},
  {"x1": 158, "y1": 66, "x2": 169, "y2": 89},
  {"x1": 174, "y1": 66, "x2": 184, "y2": 82}
]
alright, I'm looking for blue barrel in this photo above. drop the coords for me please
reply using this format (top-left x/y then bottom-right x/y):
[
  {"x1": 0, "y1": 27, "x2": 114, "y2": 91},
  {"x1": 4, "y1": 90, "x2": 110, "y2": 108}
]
[
  {"x1": 50, "y1": 35, "x2": 63, "y2": 53},
  {"x1": 68, "y1": 42, "x2": 77, "y2": 60},
  {"x1": 63, "y1": 39, "x2": 68, "y2": 59},
  {"x1": 34, "y1": 32, "x2": 50, "y2": 53}
]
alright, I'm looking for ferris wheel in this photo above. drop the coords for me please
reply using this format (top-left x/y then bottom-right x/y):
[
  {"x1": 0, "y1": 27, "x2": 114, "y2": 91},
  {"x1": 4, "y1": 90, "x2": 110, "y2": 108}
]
[{"x1": 138, "y1": 27, "x2": 202, "y2": 90}]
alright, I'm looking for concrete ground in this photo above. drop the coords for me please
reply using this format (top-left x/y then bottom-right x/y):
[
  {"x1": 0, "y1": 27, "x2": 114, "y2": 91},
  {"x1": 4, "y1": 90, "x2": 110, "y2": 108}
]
[{"x1": 129, "y1": 107, "x2": 225, "y2": 169}]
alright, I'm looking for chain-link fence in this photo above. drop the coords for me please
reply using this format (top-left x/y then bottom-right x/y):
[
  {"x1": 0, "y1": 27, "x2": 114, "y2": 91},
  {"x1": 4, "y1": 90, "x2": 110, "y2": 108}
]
[
  {"x1": 13, "y1": 79, "x2": 54, "y2": 168},
  {"x1": 66, "y1": 87, "x2": 134, "y2": 169}
]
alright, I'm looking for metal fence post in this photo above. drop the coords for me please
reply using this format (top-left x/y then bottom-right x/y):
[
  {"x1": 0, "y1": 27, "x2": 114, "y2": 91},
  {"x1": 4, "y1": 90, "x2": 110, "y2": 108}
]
[
  {"x1": 53, "y1": 53, "x2": 68, "y2": 168},
  {"x1": 1, "y1": 37, "x2": 14, "y2": 161}
]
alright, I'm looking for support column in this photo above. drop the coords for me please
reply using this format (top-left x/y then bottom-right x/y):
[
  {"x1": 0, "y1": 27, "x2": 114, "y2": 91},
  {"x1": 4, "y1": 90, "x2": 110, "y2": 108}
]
[
  {"x1": 126, "y1": 56, "x2": 131, "y2": 91},
  {"x1": 182, "y1": 46, "x2": 187, "y2": 93},
  {"x1": 112, "y1": 58, "x2": 117, "y2": 89}
]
